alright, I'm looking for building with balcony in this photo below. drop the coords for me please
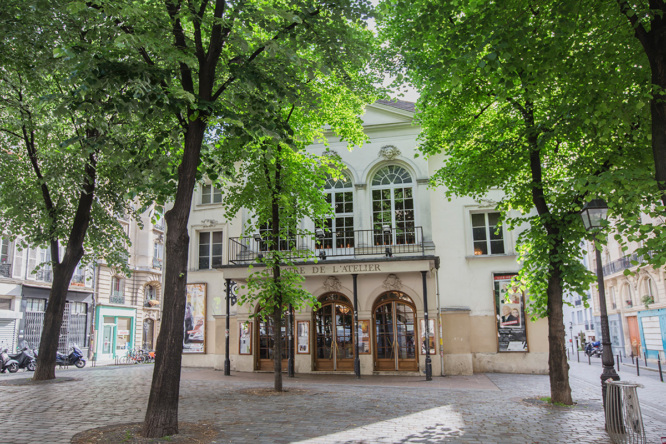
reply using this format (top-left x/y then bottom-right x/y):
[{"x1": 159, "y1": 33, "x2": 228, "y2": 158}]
[
  {"x1": 92, "y1": 205, "x2": 165, "y2": 361},
  {"x1": 181, "y1": 100, "x2": 549, "y2": 376},
  {"x1": 0, "y1": 234, "x2": 94, "y2": 354},
  {"x1": 586, "y1": 221, "x2": 666, "y2": 361}
]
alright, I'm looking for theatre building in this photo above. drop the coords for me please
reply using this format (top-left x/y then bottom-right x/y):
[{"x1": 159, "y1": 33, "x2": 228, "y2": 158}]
[{"x1": 181, "y1": 100, "x2": 549, "y2": 376}]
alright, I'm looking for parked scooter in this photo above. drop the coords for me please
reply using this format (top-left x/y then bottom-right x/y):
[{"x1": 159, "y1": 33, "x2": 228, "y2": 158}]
[
  {"x1": 56, "y1": 344, "x2": 86, "y2": 368},
  {"x1": 8, "y1": 346, "x2": 36, "y2": 371},
  {"x1": 0, "y1": 348, "x2": 19, "y2": 373},
  {"x1": 585, "y1": 341, "x2": 602, "y2": 357}
]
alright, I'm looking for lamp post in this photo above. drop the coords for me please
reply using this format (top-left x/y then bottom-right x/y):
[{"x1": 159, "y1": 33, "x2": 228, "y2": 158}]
[{"x1": 579, "y1": 199, "x2": 619, "y2": 411}]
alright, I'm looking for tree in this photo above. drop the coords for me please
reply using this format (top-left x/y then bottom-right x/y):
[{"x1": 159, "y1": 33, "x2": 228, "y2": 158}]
[
  {"x1": 0, "y1": 1, "x2": 171, "y2": 381},
  {"x1": 617, "y1": 1, "x2": 666, "y2": 208},
  {"x1": 378, "y1": 0, "x2": 654, "y2": 404},
  {"x1": 87, "y1": 0, "x2": 377, "y2": 437},
  {"x1": 220, "y1": 83, "x2": 372, "y2": 391}
]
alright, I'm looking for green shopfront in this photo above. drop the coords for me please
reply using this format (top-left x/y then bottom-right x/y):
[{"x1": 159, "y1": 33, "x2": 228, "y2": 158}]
[{"x1": 94, "y1": 306, "x2": 136, "y2": 360}]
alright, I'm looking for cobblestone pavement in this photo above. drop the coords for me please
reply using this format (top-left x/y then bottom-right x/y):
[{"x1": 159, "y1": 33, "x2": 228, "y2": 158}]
[{"x1": 0, "y1": 360, "x2": 664, "y2": 444}]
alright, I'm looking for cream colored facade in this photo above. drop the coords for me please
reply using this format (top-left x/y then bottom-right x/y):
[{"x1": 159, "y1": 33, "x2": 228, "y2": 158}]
[
  {"x1": 93, "y1": 207, "x2": 164, "y2": 360},
  {"x1": 182, "y1": 100, "x2": 549, "y2": 375},
  {"x1": 586, "y1": 217, "x2": 666, "y2": 360}
]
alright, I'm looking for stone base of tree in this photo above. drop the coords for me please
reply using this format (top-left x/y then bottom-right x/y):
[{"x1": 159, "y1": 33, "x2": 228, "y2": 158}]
[{"x1": 71, "y1": 422, "x2": 217, "y2": 443}]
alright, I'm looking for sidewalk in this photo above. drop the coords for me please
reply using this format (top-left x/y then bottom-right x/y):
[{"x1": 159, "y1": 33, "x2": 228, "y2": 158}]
[{"x1": 0, "y1": 363, "x2": 664, "y2": 443}]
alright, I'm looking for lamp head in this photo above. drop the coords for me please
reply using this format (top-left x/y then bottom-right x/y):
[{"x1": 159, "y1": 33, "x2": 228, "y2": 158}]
[
  {"x1": 580, "y1": 199, "x2": 608, "y2": 231},
  {"x1": 382, "y1": 225, "x2": 391, "y2": 235},
  {"x1": 253, "y1": 233, "x2": 262, "y2": 242},
  {"x1": 315, "y1": 228, "x2": 325, "y2": 240}
]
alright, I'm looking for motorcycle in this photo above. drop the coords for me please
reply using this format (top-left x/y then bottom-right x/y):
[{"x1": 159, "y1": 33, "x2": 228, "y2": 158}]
[
  {"x1": 8, "y1": 346, "x2": 36, "y2": 371},
  {"x1": 56, "y1": 344, "x2": 86, "y2": 368},
  {"x1": 0, "y1": 348, "x2": 19, "y2": 373},
  {"x1": 585, "y1": 341, "x2": 602, "y2": 357}
]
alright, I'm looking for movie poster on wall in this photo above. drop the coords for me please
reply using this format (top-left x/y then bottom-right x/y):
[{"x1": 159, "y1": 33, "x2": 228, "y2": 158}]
[
  {"x1": 493, "y1": 273, "x2": 528, "y2": 352},
  {"x1": 183, "y1": 283, "x2": 206, "y2": 353}
]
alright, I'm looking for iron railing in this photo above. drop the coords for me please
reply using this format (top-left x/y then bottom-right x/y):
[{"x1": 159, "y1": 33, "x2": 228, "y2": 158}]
[
  {"x1": 0, "y1": 263, "x2": 10, "y2": 278},
  {"x1": 152, "y1": 257, "x2": 163, "y2": 269},
  {"x1": 71, "y1": 274, "x2": 85, "y2": 285},
  {"x1": 228, "y1": 227, "x2": 425, "y2": 265},
  {"x1": 110, "y1": 294, "x2": 125, "y2": 304},
  {"x1": 602, "y1": 251, "x2": 655, "y2": 277}
]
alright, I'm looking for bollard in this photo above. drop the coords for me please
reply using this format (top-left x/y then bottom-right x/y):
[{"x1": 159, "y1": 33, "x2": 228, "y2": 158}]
[
  {"x1": 632, "y1": 354, "x2": 634, "y2": 365},
  {"x1": 644, "y1": 352, "x2": 648, "y2": 367},
  {"x1": 567, "y1": 349, "x2": 570, "y2": 360},
  {"x1": 588, "y1": 353, "x2": 591, "y2": 365},
  {"x1": 577, "y1": 349, "x2": 580, "y2": 362},
  {"x1": 616, "y1": 355, "x2": 620, "y2": 372},
  {"x1": 636, "y1": 358, "x2": 640, "y2": 376},
  {"x1": 658, "y1": 360, "x2": 664, "y2": 383}
]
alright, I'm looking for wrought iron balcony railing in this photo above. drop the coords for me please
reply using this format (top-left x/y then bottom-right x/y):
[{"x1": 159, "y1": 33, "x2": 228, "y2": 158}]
[
  {"x1": 228, "y1": 227, "x2": 425, "y2": 265},
  {"x1": 110, "y1": 293, "x2": 125, "y2": 304},
  {"x1": 0, "y1": 263, "x2": 10, "y2": 278},
  {"x1": 602, "y1": 251, "x2": 655, "y2": 277},
  {"x1": 152, "y1": 257, "x2": 163, "y2": 269}
]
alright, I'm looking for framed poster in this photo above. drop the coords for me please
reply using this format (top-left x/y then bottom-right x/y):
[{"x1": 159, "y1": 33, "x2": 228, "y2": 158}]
[
  {"x1": 183, "y1": 283, "x2": 206, "y2": 353},
  {"x1": 297, "y1": 321, "x2": 310, "y2": 354},
  {"x1": 493, "y1": 273, "x2": 528, "y2": 352},
  {"x1": 419, "y1": 319, "x2": 435, "y2": 355},
  {"x1": 239, "y1": 321, "x2": 252, "y2": 355},
  {"x1": 357, "y1": 320, "x2": 370, "y2": 354}
]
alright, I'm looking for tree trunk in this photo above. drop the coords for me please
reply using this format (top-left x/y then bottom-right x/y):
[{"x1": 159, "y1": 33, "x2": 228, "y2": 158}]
[
  {"x1": 142, "y1": 119, "x2": 205, "y2": 438},
  {"x1": 546, "y1": 263, "x2": 573, "y2": 405},
  {"x1": 33, "y1": 258, "x2": 81, "y2": 380},
  {"x1": 649, "y1": 52, "x2": 666, "y2": 208},
  {"x1": 33, "y1": 146, "x2": 96, "y2": 381}
]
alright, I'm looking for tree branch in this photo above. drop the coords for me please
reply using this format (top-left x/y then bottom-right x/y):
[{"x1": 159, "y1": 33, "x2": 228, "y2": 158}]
[
  {"x1": 166, "y1": 0, "x2": 195, "y2": 94},
  {"x1": 211, "y1": 9, "x2": 320, "y2": 101}
]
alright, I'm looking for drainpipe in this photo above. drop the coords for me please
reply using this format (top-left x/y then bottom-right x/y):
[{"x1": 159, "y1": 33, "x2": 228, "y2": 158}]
[
  {"x1": 435, "y1": 263, "x2": 444, "y2": 376},
  {"x1": 421, "y1": 270, "x2": 432, "y2": 381}
]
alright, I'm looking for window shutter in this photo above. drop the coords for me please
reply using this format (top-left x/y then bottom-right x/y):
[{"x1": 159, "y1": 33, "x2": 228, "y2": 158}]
[
  {"x1": 27, "y1": 247, "x2": 38, "y2": 279},
  {"x1": 12, "y1": 244, "x2": 25, "y2": 279}
]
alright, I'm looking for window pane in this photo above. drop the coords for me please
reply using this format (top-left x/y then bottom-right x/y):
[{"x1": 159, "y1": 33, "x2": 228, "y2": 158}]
[
  {"x1": 474, "y1": 241, "x2": 488, "y2": 255},
  {"x1": 199, "y1": 257, "x2": 210, "y2": 269},
  {"x1": 490, "y1": 240, "x2": 505, "y2": 254},
  {"x1": 471, "y1": 213, "x2": 485, "y2": 227},
  {"x1": 472, "y1": 227, "x2": 487, "y2": 241}
]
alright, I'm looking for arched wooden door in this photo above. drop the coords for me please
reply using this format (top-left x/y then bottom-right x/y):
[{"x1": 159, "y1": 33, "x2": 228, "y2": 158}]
[
  {"x1": 314, "y1": 293, "x2": 355, "y2": 371},
  {"x1": 373, "y1": 292, "x2": 418, "y2": 371},
  {"x1": 255, "y1": 309, "x2": 292, "y2": 371}
]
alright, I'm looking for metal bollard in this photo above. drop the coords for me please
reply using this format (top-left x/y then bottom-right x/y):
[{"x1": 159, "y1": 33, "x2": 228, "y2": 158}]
[
  {"x1": 588, "y1": 353, "x2": 591, "y2": 365},
  {"x1": 644, "y1": 352, "x2": 648, "y2": 367},
  {"x1": 636, "y1": 358, "x2": 640, "y2": 376},
  {"x1": 616, "y1": 355, "x2": 620, "y2": 372},
  {"x1": 632, "y1": 354, "x2": 634, "y2": 365},
  {"x1": 577, "y1": 349, "x2": 580, "y2": 362},
  {"x1": 658, "y1": 360, "x2": 664, "y2": 383},
  {"x1": 567, "y1": 349, "x2": 570, "y2": 360}
]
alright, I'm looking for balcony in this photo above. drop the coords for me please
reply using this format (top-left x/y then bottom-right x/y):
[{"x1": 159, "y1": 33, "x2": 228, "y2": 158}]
[
  {"x1": 152, "y1": 257, "x2": 163, "y2": 270},
  {"x1": 71, "y1": 273, "x2": 86, "y2": 287},
  {"x1": 228, "y1": 227, "x2": 426, "y2": 265},
  {"x1": 110, "y1": 293, "x2": 125, "y2": 304},
  {"x1": 602, "y1": 251, "x2": 655, "y2": 276},
  {"x1": 0, "y1": 263, "x2": 10, "y2": 278},
  {"x1": 35, "y1": 269, "x2": 53, "y2": 283}
]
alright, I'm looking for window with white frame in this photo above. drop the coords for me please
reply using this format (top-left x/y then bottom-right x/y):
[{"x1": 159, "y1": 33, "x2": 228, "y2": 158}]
[
  {"x1": 1, "y1": 237, "x2": 9, "y2": 264},
  {"x1": 622, "y1": 283, "x2": 633, "y2": 307},
  {"x1": 111, "y1": 276, "x2": 125, "y2": 302},
  {"x1": 471, "y1": 212, "x2": 505, "y2": 255},
  {"x1": 640, "y1": 276, "x2": 657, "y2": 304},
  {"x1": 201, "y1": 184, "x2": 222, "y2": 204},
  {"x1": 153, "y1": 241, "x2": 163, "y2": 268},
  {"x1": 199, "y1": 231, "x2": 223, "y2": 269},
  {"x1": 371, "y1": 165, "x2": 415, "y2": 245},
  {"x1": 321, "y1": 173, "x2": 354, "y2": 249}
]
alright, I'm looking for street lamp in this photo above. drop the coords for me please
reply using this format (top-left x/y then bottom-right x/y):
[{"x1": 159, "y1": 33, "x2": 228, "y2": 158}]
[{"x1": 579, "y1": 198, "x2": 619, "y2": 411}]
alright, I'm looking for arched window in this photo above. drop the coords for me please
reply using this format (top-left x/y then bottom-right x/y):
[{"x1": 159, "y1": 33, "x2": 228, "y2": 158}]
[
  {"x1": 640, "y1": 276, "x2": 657, "y2": 304},
  {"x1": 621, "y1": 283, "x2": 633, "y2": 308},
  {"x1": 371, "y1": 165, "x2": 415, "y2": 245},
  {"x1": 373, "y1": 291, "x2": 417, "y2": 371},
  {"x1": 144, "y1": 285, "x2": 158, "y2": 307},
  {"x1": 314, "y1": 293, "x2": 354, "y2": 371},
  {"x1": 321, "y1": 174, "x2": 354, "y2": 249}
]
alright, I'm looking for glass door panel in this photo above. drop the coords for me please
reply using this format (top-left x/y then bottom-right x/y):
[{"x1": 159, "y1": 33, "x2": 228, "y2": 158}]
[
  {"x1": 315, "y1": 303, "x2": 354, "y2": 371},
  {"x1": 257, "y1": 313, "x2": 289, "y2": 371}
]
